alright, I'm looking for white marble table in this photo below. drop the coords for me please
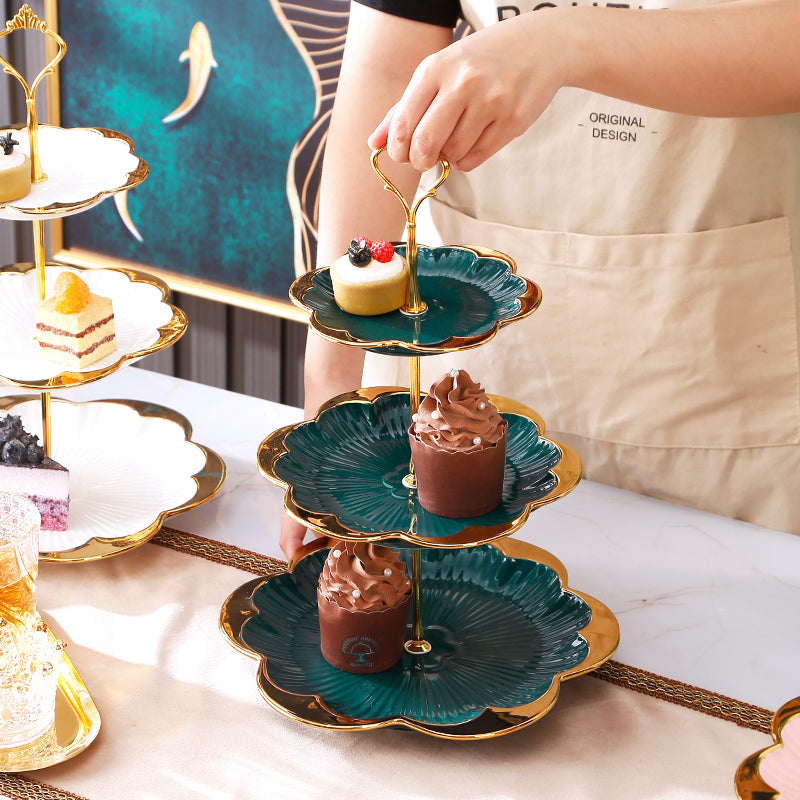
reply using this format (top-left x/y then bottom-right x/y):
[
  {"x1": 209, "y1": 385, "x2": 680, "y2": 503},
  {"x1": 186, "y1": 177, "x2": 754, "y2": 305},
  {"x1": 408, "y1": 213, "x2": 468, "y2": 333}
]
[{"x1": 13, "y1": 363, "x2": 795, "y2": 715}]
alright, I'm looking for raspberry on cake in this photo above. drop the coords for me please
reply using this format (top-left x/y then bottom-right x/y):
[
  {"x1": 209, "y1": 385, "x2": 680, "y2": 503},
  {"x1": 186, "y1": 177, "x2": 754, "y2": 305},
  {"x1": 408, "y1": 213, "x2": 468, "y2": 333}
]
[
  {"x1": 330, "y1": 238, "x2": 409, "y2": 315},
  {"x1": 0, "y1": 414, "x2": 69, "y2": 532},
  {"x1": 35, "y1": 272, "x2": 117, "y2": 369},
  {"x1": 0, "y1": 131, "x2": 31, "y2": 204}
]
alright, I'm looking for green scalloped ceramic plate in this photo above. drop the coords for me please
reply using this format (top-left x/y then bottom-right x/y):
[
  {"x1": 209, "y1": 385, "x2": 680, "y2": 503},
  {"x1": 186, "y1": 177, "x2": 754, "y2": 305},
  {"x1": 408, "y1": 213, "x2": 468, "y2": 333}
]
[
  {"x1": 290, "y1": 244, "x2": 542, "y2": 356},
  {"x1": 258, "y1": 388, "x2": 582, "y2": 549},
  {"x1": 220, "y1": 538, "x2": 619, "y2": 739}
]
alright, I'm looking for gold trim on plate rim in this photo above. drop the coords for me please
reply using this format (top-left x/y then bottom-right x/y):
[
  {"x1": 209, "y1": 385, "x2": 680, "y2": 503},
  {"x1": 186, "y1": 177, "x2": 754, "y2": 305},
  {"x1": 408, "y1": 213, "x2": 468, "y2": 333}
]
[
  {"x1": 735, "y1": 695, "x2": 800, "y2": 799},
  {"x1": 0, "y1": 263, "x2": 188, "y2": 390},
  {"x1": 0, "y1": 396, "x2": 226, "y2": 563},
  {"x1": 0, "y1": 125, "x2": 149, "y2": 219},
  {"x1": 257, "y1": 386, "x2": 581, "y2": 551},
  {"x1": 289, "y1": 244, "x2": 543, "y2": 354},
  {"x1": 219, "y1": 536, "x2": 619, "y2": 740}
]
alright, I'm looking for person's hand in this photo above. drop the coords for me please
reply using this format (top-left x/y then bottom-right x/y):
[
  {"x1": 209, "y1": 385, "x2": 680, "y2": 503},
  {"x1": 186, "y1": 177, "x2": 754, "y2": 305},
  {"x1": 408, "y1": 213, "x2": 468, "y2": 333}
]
[
  {"x1": 367, "y1": 10, "x2": 567, "y2": 173},
  {"x1": 280, "y1": 512, "x2": 312, "y2": 561}
]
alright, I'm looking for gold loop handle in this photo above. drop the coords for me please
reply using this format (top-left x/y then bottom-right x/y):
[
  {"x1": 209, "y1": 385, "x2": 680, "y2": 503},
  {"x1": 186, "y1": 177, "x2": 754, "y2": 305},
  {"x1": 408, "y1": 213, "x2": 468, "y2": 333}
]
[
  {"x1": 0, "y1": 5, "x2": 67, "y2": 182},
  {"x1": 370, "y1": 147, "x2": 450, "y2": 315}
]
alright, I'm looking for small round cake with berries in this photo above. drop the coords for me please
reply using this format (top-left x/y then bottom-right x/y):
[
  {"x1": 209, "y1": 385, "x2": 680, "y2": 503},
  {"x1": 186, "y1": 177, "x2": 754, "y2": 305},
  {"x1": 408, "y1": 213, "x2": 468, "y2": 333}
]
[
  {"x1": 0, "y1": 131, "x2": 31, "y2": 204},
  {"x1": 329, "y1": 237, "x2": 409, "y2": 316}
]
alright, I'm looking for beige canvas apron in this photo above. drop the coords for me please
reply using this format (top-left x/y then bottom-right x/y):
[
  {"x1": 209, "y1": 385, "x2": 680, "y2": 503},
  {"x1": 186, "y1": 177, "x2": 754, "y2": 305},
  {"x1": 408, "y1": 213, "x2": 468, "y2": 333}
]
[{"x1": 363, "y1": 0, "x2": 800, "y2": 533}]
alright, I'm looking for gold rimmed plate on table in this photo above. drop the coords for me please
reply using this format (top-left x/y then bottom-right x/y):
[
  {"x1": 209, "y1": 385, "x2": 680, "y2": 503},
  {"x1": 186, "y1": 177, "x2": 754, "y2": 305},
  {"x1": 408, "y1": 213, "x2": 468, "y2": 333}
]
[
  {"x1": 0, "y1": 622, "x2": 100, "y2": 772},
  {"x1": 0, "y1": 264, "x2": 187, "y2": 390},
  {"x1": 736, "y1": 696, "x2": 800, "y2": 799},
  {"x1": 258, "y1": 387, "x2": 581, "y2": 549},
  {"x1": 0, "y1": 396, "x2": 226, "y2": 562},
  {"x1": 220, "y1": 537, "x2": 619, "y2": 740}
]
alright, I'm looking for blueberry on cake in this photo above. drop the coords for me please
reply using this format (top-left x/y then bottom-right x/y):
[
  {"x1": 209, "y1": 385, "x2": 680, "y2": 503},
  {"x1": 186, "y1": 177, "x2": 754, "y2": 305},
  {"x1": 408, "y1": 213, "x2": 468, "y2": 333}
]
[{"x1": 0, "y1": 415, "x2": 69, "y2": 531}]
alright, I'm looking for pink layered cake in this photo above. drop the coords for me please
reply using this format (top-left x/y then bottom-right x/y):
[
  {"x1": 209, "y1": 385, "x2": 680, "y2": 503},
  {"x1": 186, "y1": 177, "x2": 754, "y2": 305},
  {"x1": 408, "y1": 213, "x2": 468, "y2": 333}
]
[{"x1": 0, "y1": 415, "x2": 69, "y2": 531}]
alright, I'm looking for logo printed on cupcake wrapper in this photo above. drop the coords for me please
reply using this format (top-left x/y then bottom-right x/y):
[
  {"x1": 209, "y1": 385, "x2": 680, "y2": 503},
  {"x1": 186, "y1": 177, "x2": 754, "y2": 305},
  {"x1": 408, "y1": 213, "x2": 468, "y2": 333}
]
[{"x1": 342, "y1": 635, "x2": 381, "y2": 666}]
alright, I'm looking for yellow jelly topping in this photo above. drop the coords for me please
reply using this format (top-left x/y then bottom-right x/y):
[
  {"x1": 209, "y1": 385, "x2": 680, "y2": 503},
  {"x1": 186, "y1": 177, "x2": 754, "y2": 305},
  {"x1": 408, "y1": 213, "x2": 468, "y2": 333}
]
[{"x1": 52, "y1": 272, "x2": 90, "y2": 313}]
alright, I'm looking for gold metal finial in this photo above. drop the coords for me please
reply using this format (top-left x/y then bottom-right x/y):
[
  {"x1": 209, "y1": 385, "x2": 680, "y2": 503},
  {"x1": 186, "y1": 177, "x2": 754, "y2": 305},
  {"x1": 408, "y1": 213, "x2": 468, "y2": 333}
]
[
  {"x1": 370, "y1": 147, "x2": 450, "y2": 316},
  {"x1": 5, "y1": 4, "x2": 47, "y2": 32}
]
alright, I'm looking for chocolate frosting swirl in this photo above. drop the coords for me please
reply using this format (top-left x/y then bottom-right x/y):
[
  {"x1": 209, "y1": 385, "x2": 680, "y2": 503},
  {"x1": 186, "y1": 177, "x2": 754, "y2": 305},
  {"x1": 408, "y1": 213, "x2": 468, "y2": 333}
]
[
  {"x1": 318, "y1": 542, "x2": 411, "y2": 611},
  {"x1": 411, "y1": 369, "x2": 506, "y2": 453}
]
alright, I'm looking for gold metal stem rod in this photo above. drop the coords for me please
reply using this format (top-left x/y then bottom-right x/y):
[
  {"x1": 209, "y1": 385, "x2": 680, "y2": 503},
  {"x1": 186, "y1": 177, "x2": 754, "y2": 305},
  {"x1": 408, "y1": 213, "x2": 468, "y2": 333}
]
[
  {"x1": 404, "y1": 547, "x2": 431, "y2": 655},
  {"x1": 33, "y1": 219, "x2": 46, "y2": 301},
  {"x1": 40, "y1": 391, "x2": 51, "y2": 457},
  {"x1": 403, "y1": 222, "x2": 425, "y2": 315}
]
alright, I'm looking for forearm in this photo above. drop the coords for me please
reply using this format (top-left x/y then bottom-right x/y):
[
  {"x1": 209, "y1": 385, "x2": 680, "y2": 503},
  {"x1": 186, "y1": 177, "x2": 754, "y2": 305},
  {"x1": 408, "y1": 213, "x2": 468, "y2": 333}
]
[
  {"x1": 303, "y1": 5, "x2": 450, "y2": 418},
  {"x1": 560, "y1": 0, "x2": 800, "y2": 117}
]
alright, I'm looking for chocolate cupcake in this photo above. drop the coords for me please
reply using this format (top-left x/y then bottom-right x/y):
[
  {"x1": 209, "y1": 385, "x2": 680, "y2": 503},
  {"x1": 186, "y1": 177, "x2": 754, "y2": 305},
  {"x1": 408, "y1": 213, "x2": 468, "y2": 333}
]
[
  {"x1": 317, "y1": 542, "x2": 412, "y2": 673},
  {"x1": 409, "y1": 368, "x2": 508, "y2": 518}
]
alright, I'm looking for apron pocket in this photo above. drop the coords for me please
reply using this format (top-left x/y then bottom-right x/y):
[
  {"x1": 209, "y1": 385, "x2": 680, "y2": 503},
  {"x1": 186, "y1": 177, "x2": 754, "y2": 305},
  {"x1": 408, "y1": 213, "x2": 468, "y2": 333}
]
[{"x1": 422, "y1": 201, "x2": 800, "y2": 450}]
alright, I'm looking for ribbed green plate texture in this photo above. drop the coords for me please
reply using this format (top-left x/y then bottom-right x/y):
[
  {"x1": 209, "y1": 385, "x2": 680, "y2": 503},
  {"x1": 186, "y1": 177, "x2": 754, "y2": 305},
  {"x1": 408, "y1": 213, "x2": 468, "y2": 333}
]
[
  {"x1": 274, "y1": 393, "x2": 560, "y2": 539},
  {"x1": 241, "y1": 545, "x2": 592, "y2": 726},
  {"x1": 301, "y1": 245, "x2": 532, "y2": 355}
]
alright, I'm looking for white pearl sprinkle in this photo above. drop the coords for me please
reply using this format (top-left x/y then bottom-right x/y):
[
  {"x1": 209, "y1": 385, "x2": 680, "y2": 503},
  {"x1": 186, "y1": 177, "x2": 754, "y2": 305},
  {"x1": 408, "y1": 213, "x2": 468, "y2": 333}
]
[
  {"x1": 383, "y1": 568, "x2": 392, "y2": 576},
  {"x1": 449, "y1": 368, "x2": 459, "y2": 377},
  {"x1": 352, "y1": 589, "x2": 361, "y2": 598},
  {"x1": 332, "y1": 549, "x2": 341, "y2": 558},
  {"x1": 431, "y1": 410, "x2": 441, "y2": 419},
  {"x1": 473, "y1": 437, "x2": 481, "y2": 445},
  {"x1": 411, "y1": 413, "x2": 418, "y2": 422},
  {"x1": 478, "y1": 402, "x2": 486, "y2": 410}
]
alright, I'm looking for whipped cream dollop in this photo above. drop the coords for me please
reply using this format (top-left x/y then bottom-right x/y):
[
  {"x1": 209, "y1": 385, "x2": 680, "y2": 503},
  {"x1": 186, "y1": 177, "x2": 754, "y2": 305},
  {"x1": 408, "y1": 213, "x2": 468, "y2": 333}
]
[
  {"x1": 318, "y1": 542, "x2": 411, "y2": 611},
  {"x1": 411, "y1": 368, "x2": 506, "y2": 453}
]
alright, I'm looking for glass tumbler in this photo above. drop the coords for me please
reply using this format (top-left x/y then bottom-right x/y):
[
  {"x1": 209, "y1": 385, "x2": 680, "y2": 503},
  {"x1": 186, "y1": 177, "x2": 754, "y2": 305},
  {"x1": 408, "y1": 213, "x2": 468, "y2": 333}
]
[{"x1": 0, "y1": 492, "x2": 60, "y2": 747}]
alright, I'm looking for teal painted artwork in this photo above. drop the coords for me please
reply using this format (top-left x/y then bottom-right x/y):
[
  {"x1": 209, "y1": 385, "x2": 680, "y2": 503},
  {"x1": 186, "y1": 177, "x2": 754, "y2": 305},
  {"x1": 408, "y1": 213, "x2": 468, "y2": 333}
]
[{"x1": 56, "y1": 1, "x2": 317, "y2": 304}]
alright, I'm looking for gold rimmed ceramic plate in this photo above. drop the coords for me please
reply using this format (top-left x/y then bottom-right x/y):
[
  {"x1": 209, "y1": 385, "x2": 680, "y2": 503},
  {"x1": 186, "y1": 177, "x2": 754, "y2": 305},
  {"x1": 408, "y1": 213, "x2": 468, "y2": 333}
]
[
  {"x1": 736, "y1": 696, "x2": 800, "y2": 799},
  {"x1": 0, "y1": 623, "x2": 101, "y2": 772},
  {"x1": 257, "y1": 387, "x2": 581, "y2": 550},
  {"x1": 0, "y1": 396, "x2": 226, "y2": 562},
  {"x1": 290, "y1": 244, "x2": 541, "y2": 357},
  {"x1": 0, "y1": 264, "x2": 187, "y2": 390},
  {"x1": 0, "y1": 125, "x2": 148, "y2": 221},
  {"x1": 220, "y1": 537, "x2": 619, "y2": 740}
]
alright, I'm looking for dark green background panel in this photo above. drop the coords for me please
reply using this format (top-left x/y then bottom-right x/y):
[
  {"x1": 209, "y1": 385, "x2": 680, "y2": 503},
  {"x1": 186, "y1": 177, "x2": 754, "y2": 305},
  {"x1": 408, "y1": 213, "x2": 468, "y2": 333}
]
[{"x1": 56, "y1": 1, "x2": 316, "y2": 301}]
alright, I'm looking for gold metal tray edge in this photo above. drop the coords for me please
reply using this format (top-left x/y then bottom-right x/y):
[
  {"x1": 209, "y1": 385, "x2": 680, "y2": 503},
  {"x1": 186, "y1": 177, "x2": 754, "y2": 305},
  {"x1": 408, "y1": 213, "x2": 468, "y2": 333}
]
[{"x1": 0, "y1": 623, "x2": 101, "y2": 772}]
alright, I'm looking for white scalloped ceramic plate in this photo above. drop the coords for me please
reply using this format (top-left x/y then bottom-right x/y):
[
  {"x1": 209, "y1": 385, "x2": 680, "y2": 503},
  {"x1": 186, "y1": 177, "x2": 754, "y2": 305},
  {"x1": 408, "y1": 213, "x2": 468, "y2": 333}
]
[
  {"x1": 0, "y1": 266, "x2": 181, "y2": 386},
  {"x1": 0, "y1": 397, "x2": 219, "y2": 555},
  {"x1": 0, "y1": 126, "x2": 146, "y2": 220}
]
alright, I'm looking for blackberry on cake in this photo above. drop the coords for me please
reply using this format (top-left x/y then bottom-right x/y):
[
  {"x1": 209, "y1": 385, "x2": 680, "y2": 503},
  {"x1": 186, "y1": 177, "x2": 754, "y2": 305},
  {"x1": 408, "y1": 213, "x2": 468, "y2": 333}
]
[
  {"x1": 0, "y1": 131, "x2": 31, "y2": 204},
  {"x1": 0, "y1": 415, "x2": 69, "y2": 531},
  {"x1": 35, "y1": 272, "x2": 117, "y2": 368}
]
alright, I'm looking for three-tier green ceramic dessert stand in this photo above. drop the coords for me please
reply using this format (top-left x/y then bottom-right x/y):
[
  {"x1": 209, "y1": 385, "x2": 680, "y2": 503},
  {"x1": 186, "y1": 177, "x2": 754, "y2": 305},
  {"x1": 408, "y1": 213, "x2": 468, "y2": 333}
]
[{"x1": 221, "y1": 149, "x2": 619, "y2": 739}]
